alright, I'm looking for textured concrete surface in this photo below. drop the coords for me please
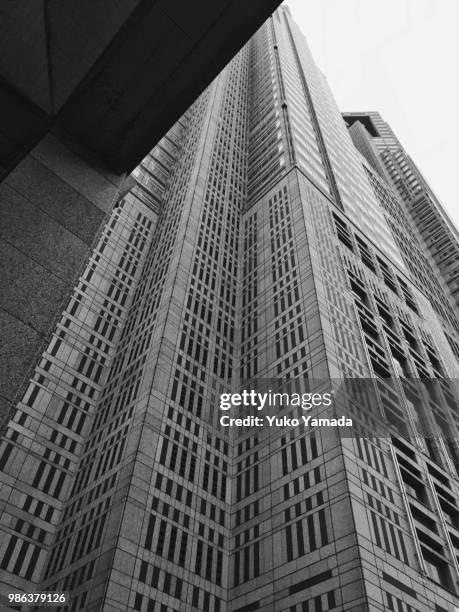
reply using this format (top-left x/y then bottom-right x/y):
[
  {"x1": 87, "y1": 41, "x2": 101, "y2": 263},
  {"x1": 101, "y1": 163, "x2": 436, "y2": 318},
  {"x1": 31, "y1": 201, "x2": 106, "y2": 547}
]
[{"x1": 0, "y1": 132, "x2": 124, "y2": 424}]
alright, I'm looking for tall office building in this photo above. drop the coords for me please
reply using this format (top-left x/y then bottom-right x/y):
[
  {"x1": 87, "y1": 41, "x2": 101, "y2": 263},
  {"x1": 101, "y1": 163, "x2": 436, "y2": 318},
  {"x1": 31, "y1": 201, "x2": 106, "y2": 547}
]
[
  {"x1": 1, "y1": 6, "x2": 459, "y2": 611},
  {"x1": 344, "y1": 111, "x2": 459, "y2": 320}
]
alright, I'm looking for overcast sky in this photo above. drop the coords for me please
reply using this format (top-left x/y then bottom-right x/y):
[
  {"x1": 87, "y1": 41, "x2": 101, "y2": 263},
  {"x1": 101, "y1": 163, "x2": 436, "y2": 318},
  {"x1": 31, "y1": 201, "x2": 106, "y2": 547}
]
[{"x1": 286, "y1": 0, "x2": 459, "y2": 227}]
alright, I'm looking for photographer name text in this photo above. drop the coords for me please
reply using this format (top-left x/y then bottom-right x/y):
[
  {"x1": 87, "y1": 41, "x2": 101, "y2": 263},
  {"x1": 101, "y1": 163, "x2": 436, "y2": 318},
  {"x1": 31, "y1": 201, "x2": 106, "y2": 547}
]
[{"x1": 218, "y1": 390, "x2": 352, "y2": 428}]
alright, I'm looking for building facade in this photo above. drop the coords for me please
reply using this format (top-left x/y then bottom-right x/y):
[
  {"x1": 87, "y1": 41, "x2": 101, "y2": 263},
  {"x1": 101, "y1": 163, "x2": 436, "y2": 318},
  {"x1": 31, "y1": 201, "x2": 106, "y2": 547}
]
[
  {"x1": 1, "y1": 6, "x2": 459, "y2": 612},
  {"x1": 344, "y1": 111, "x2": 459, "y2": 322}
]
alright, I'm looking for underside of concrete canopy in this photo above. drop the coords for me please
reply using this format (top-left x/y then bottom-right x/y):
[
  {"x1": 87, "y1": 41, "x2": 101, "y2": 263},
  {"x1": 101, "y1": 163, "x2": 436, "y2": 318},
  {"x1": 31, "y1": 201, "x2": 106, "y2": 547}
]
[{"x1": 0, "y1": 0, "x2": 281, "y2": 176}]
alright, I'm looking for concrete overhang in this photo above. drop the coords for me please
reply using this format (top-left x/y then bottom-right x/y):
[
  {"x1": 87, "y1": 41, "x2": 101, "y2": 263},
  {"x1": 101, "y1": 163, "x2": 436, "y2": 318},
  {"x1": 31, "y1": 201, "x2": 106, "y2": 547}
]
[
  {"x1": 342, "y1": 112, "x2": 380, "y2": 138},
  {"x1": 0, "y1": 0, "x2": 282, "y2": 176}
]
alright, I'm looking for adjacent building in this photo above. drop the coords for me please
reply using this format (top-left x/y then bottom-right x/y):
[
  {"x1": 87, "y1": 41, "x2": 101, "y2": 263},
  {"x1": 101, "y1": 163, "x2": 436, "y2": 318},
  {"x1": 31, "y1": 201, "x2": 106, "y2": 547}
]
[
  {"x1": 344, "y1": 111, "x2": 459, "y2": 322},
  {"x1": 1, "y1": 6, "x2": 458, "y2": 612}
]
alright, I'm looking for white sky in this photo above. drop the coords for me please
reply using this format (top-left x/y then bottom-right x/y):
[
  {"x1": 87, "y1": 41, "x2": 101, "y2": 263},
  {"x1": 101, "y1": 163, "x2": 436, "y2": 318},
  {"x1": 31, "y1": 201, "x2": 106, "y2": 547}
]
[{"x1": 286, "y1": 0, "x2": 459, "y2": 226}]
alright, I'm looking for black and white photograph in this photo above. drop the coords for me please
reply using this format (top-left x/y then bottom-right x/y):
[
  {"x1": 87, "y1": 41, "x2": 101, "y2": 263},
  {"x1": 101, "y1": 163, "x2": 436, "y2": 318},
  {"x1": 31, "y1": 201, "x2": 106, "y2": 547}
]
[{"x1": 0, "y1": 1, "x2": 458, "y2": 611}]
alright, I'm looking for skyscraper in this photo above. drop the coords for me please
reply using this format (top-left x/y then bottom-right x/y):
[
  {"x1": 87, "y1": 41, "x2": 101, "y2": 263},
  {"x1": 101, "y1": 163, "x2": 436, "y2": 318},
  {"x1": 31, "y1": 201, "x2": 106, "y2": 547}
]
[
  {"x1": 1, "y1": 6, "x2": 459, "y2": 612},
  {"x1": 343, "y1": 111, "x2": 459, "y2": 315}
]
